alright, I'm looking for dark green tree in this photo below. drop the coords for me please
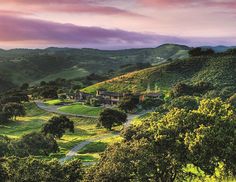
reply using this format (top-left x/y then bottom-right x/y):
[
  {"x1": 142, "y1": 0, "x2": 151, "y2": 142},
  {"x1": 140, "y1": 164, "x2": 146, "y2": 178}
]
[
  {"x1": 0, "y1": 112, "x2": 9, "y2": 124},
  {"x1": 169, "y1": 96, "x2": 198, "y2": 111},
  {"x1": 99, "y1": 109, "x2": 127, "y2": 130},
  {"x1": 40, "y1": 87, "x2": 58, "y2": 99},
  {"x1": 10, "y1": 132, "x2": 59, "y2": 157},
  {"x1": 3, "y1": 102, "x2": 25, "y2": 120},
  {"x1": 189, "y1": 47, "x2": 214, "y2": 57},
  {"x1": 20, "y1": 83, "x2": 29, "y2": 90},
  {"x1": 63, "y1": 159, "x2": 84, "y2": 182},
  {"x1": 118, "y1": 96, "x2": 139, "y2": 112},
  {"x1": 42, "y1": 116, "x2": 74, "y2": 139},
  {"x1": 2, "y1": 157, "x2": 83, "y2": 182}
]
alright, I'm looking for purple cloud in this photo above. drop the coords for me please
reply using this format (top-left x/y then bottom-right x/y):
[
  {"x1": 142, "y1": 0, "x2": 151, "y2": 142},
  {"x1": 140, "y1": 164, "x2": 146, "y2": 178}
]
[
  {"x1": 1, "y1": 0, "x2": 145, "y2": 17},
  {"x1": 139, "y1": 0, "x2": 236, "y2": 9},
  {"x1": 0, "y1": 15, "x2": 189, "y2": 49},
  {"x1": 0, "y1": 15, "x2": 235, "y2": 49}
]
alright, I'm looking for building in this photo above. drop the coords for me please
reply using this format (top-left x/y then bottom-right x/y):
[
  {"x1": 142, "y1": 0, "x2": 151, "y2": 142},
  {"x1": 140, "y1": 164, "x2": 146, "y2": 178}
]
[
  {"x1": 75, "y1": 91, "x2": 93, "y2": 101},
  {"x1": 139, "y1": 92, "x2": 163, "y2": 102},
  {"x1": 96, "y1": 89, "x2": 131, "y2": 105}
]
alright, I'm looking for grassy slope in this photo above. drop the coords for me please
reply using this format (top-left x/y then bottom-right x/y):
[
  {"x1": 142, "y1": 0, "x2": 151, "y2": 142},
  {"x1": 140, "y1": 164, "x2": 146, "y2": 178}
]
[
  {"x1": 0, "y1": 77, "x2": 15, "y2": 92},
  {"x1": 0, "y1": 102, "x2": 51, "y2": 138},
  {"x1": 0, "y1": 102, "x2": 119, "y2": 163},
  {"x1": 33, "y1": 67, "x2": 90, "y2": 84},
  {"x1": 82, "y1": 55, "x2": 236, "y2": 94},
  {"x1": 58, "y1": 103, "x2": 103, "y2": 116}
]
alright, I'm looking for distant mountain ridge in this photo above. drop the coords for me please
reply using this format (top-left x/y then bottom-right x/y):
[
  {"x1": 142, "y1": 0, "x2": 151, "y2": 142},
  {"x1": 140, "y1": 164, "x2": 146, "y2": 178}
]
[
  {"x1": 0, "y1": 44, "x2": 190, "y2": 91},
  {"x1": 201, "y1": 45, "x2": 236, "y2": 53},
  {"x1": 1, "y1": 44, "x2": 235, "y2": 93}
]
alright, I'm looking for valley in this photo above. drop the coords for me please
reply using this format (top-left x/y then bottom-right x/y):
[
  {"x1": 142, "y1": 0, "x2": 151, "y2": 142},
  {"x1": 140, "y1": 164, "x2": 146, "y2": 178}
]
[{"x1": 0, "y1": 46, "x2": 236, "y2": 181}]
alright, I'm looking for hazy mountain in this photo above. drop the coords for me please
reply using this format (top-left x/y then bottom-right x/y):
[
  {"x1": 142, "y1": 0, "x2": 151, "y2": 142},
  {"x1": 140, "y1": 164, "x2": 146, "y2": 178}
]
[
  {"x1": 0, "y1": 44, "x2": 190, "y2": 91},
  {"x1": 201, "y1": 45, "x2": 236, "y2": 53}
]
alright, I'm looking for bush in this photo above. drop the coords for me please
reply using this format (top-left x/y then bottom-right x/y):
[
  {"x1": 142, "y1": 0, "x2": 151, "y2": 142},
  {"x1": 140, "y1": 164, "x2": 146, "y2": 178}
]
[
  {"x1": 2, "y1": 157, "x2": 83, "y2": 182},
  {"x1": 189, "y1": 47, "x2": 215, "y2": 57},
  {"x1": 118, "y1": 96, "x2": 139, "y2": 112},
  {"x1": 170, "y1": 82, "x2": 213, "y2": 97},
  {"x1": 0, "y1": 112, "x2": 9, "y2": 124},
  {"x1": 228, "y1": 93, "x2": 236, "y2": 107},
  {"x1": 141, "y1": 98, "x2": 164, "y2": 110},
  {"x1": 169, "y1": 96, "x2": 198, "y2": 111},
  {"x1": 10, "y1": 132, "x2": 59, "y2": 157}
]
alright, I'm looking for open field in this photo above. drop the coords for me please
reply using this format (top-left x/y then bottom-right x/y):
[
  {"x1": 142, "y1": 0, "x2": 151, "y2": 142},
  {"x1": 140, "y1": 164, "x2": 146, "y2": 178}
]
[
  {"x1": 58, "y1": 103, "x2": 104, "y2": 116},
  {"x1": 0, "y1": 102, "x2": 53, "y2": 138}
]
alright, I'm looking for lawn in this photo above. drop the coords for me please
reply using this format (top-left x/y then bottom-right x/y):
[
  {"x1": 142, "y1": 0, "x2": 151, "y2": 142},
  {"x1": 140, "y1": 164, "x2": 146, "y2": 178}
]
[
  {"x1": 0, "y1": 102, "x2": 122, "y2": 164},
  {"x1": 0, "y1": 102, "x2": 53, "y2": 138},
  {"x1": 58, "y1": 103, "x2": 103, "y2": 116},
  {"x1": 49, "y1": 116, "x2": 122, "y2": 163},
  {"x1": 45, "y1": 99, "x2": 63, "y2": 105},
  {"x1": 44, "y1": 99, "x2": 72, "y2": 106}
]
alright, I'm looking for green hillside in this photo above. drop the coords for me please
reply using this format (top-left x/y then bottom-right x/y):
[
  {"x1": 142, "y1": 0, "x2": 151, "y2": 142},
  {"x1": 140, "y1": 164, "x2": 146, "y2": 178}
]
[
  {"x1": 82, "y1": 55, "x2": 236, "y2": 95},
  {"x1": 0, "y1": 77, "x2": 15, "y2": 92},
  {"x1": 0, "y1": 44, "x2": 189, "y2": 88}
]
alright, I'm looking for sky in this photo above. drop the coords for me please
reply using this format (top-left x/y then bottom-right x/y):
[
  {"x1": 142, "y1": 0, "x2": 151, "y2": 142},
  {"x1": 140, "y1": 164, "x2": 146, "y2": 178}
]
[{"x1": 0, "y1": 0, "x2": 236, "y2": 49}]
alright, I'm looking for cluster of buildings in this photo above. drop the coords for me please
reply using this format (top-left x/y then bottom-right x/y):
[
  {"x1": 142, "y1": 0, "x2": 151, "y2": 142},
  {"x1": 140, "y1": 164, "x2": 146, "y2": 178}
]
[{"x1": 74, "y1": 88, "x2": 162, "y2": 106}]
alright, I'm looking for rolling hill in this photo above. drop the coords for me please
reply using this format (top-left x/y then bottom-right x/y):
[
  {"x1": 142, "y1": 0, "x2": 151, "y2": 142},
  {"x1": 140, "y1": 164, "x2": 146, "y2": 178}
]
[
  {"x1": 0, "y1": 77, "x2": 15, "y2": 92},
  {"x1": 0, "y1": 44, "x2": 190, "y2": 91},
  {"x1": 82, "y1": 54, "x2": 236, "y2": 97}
]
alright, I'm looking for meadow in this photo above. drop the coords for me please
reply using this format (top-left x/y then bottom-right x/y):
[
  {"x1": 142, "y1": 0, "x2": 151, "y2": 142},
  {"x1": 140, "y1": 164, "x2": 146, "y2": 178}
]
[
  {"x1": 58, "y1": 102, "x2": 103, "y2": 116},
  {"x1": 0, "y1": 102, "x2": 122, "y2": 163}
]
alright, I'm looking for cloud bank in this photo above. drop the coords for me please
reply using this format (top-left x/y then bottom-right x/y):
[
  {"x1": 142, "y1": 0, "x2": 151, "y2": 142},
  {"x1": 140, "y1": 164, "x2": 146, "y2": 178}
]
[{"x1": 0, "y1": 0, "x2": 236, "y2": 48}]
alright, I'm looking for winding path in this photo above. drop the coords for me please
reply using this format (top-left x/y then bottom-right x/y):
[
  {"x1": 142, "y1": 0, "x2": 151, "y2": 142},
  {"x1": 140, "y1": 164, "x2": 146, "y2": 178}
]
[
  {"x1": 35, "y1": 101, "x2": 148, "y2": 164},
  {"x1": 59, "y1": 113, "x2": 143, "y2": 163},
  {"x1": 35, "y1": 101, "x2": 98, "y2": 118}
]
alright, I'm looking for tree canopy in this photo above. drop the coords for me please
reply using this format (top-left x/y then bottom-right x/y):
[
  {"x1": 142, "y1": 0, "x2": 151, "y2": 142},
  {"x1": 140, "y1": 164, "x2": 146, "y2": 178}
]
[
  {"x1": 99, "y1": 109, "x2": 127, "y2": 130},
  {"x1": 42, "y1": 116, "x2": 74, "y2": 139},
  {"x1": 86, "y1": 98, "x2": 236, "y2": 181}
]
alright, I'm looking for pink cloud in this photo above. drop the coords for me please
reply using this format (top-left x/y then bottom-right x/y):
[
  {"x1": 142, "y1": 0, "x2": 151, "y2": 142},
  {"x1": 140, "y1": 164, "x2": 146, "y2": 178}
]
[
  {"x1": 0, "y1": 14, "x2": 235, "y2": 49},
  {"x1": 1, "y1": 0, "x2": 145, "y2": 17},
  {"x1": 139, "y1": 0, "x2": 236, "y2": 9},
  {"x1": 0, "y1": 14, "x2": 190, "y2": 49}
]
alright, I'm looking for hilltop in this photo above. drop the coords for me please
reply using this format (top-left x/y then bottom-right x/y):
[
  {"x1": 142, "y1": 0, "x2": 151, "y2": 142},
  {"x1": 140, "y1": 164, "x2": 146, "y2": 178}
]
[{"x1": 82, "y1": 54, "x2": 236, "y2": 97}]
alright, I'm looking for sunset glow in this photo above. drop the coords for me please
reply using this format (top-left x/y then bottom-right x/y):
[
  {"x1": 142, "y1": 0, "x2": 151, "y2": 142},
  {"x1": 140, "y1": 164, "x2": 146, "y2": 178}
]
[{"x1": 0, "y1": 0, "x2": 236, "y2": 49}]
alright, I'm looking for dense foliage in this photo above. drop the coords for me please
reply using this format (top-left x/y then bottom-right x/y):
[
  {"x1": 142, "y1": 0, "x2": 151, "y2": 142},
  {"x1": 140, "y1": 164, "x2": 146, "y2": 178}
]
[
  {"x1": 0, "y1": 132, "x2": 58, "y2": 157},
  {"x1": 86, "y1": 98, "x2": 236, "y2": 181},
  {"x1": 118, "y1": 96, "x2": 139, "y2": 112},
  {"x1": 83, "y1": 54, "x2": 236, "y2": 98},
  {"x1": 0, "y1": 157, "x2": 83, "y2": 182}
]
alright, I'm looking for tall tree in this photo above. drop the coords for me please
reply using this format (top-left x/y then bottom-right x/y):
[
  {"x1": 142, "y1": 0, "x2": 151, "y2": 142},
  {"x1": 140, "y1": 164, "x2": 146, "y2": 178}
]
[
  {"x1": 99, "y1": 109, "x2": 127, "y2": 130},
  {"x1": 3, "y1": 102, "x2": 25, "y2": 120},
  {"x1": 42, "y1": 116, "x2": 74, "y2": 139}
]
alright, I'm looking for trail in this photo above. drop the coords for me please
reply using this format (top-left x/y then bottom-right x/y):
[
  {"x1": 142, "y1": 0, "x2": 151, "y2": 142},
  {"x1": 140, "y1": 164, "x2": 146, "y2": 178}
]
[
  {"x1": 35, "y1": 101, "x2": 148, "y2": 164},
  {"x1": 35, "y1": 101, "x2": 98, "y2": 118},
  {"x1": 59, "y1": 113, "x2": 141, "y2": 163}
]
